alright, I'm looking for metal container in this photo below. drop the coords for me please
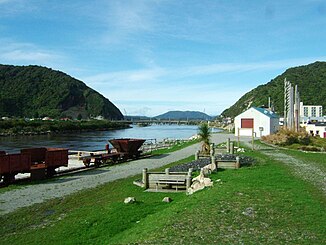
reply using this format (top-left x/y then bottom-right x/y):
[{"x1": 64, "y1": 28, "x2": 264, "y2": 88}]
[
  {"x1": 109, "y1": 138, "x2": 145, "y2": 154},
  {"x1": 45, "y1": 148, "x2": 69, "y2": 168}
]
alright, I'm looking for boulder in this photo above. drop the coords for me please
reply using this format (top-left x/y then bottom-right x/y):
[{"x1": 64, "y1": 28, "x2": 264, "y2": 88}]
[
  {"x1": 162, "y1": 197, "x2": 172, "y2": 203},
  {"x1": 187, "y1": 169, "x2": 213, "y2": 195},
  {"x1": 124, "y1": 197, "x2": 136, "y2": 204}
]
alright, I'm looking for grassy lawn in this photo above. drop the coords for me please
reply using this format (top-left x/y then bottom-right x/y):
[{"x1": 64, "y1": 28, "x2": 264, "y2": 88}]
[
  {"x1": 149, "y1": 139, "x2": 200, "y2": 155},
  {"x1": 1, "y1": 149, "x2": 325, "y2": 244}
]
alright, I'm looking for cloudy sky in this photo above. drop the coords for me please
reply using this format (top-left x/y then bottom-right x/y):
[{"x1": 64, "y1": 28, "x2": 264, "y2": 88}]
[{"x1": 0, "y1": 0, "x2": 325, "y2": 116}]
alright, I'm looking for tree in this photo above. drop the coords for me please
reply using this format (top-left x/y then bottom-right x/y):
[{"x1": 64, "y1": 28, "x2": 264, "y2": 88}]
[{"x1": 198, "y1": 122, "x2": 211, "y2": 154}]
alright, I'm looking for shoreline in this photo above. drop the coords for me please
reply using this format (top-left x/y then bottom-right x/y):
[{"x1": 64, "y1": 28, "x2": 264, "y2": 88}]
[{"x1": 0, "y1": 126, "x2": 131, "y2": 137}]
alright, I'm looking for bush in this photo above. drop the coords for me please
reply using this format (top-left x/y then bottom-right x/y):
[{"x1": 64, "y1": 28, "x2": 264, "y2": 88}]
[
  {"x1": 262, "y1": 128, "x2": 310, "y2": 146},
  {"x1": 299, "y1": 146, "x2": 322, "y2": 152}
]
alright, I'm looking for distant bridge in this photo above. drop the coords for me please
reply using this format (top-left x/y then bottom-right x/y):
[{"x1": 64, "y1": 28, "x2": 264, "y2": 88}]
[{"x1": 119, "y1": 118, "x2": 211, "y2": 125}]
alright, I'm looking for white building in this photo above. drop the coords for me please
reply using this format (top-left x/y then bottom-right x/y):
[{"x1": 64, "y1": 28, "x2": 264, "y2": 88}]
[
  {"x1": 304, "y1": 122, "x2": 326, "y2": 138},
  {"x1": 299, "y1": 102, "x2": 324, "y2": 125},
  {"x1": 234, "y1": 107, "x2": 279, "y2": 137}
]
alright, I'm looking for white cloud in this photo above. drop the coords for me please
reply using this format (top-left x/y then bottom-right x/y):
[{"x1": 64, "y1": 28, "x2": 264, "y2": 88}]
[
  {"x1": 0, "y1": 39, "x2": 71, "y2": 72},
  {"x1": 1, "y1": 49, "x2": 60, "y2": 63},
  {"x1": 85, "y1": 57, "x2": 326, "y2": 86},
  {"x1": 84, "y1": 67, "x2": 166, "y2": 86}
]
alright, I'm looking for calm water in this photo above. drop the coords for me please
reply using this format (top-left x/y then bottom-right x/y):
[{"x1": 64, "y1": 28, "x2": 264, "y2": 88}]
[{"x1": 0, "y1": 124, "x2": 220, "y2": 153}]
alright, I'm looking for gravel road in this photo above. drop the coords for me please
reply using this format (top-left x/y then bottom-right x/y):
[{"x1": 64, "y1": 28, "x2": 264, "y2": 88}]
[{"x1": 0, "y1": 133, "x2": 236, "y2": 215}]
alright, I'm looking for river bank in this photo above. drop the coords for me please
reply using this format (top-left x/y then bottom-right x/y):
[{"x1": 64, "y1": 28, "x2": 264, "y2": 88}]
[{"x1": 0, "y1": 119, "x2": 131, "y2": 137}]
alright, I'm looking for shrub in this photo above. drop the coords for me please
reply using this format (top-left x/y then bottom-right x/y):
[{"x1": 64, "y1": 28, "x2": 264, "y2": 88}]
[{"x1": 262, "y1": 128, "x2": 310, "y2": 146}]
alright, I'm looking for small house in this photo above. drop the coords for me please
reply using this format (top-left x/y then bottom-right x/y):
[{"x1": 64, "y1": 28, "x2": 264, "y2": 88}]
[
  {"x1": 234, "y1": 107, "x2": 279, "y2": 137},
  {"x1": 305, "y1": 122, "x2": 326, "y2": 138}
]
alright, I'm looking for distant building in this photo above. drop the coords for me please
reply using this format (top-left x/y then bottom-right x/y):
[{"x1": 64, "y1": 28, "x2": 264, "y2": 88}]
[
  {"x1": 300, "y1": 102, "x2": 323, "y2": 117},
  {"x1": 94, "y1": 115, "x2": 104, "y2": 120},
  {"x1": 234, "y1": 107, "x2": 279, "y2": 137},
  {"x1": 299, "y1": 102, "x2": 324, "y2": 125},
  {"x1": 305, "y1": 122, "x2": 326, "y2": 138}
]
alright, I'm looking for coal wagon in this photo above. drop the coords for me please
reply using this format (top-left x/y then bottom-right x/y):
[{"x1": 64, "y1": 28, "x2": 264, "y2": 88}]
[{"x1": 0, "y1": 147, "x2": 68, "y2": 184}]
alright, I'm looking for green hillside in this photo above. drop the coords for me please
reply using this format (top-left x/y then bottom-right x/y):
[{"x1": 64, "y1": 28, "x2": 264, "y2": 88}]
[
  {"x1": 155, "y1": 111, "x2": 212, "y2": 120},
  {"x1": 0, "y1": 65, "x2": 123, "y2": 119},
  {"x1": 222, "y1": 61, "x2": 326, "y2": 118}
]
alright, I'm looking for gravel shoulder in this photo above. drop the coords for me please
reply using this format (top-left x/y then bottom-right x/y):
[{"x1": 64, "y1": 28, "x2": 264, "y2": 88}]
[
  {"x1": 244, "y1": 141, "x2": 326, "y2": 196},
  {"x1": 0, "y1": 133, "x2": 235, "y2": 215}
]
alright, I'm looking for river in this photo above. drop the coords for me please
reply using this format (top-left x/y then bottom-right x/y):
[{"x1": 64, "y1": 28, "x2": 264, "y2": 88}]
[{"x1": 0, "y1": 124, "x2": 221, "y2": 153}]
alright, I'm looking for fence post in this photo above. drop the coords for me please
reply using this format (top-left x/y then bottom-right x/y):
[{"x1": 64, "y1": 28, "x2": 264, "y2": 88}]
[
  {"x1": 230, "y1": 142, "x2": 234, "y2": 154},
  {"x1": 142, "y1": 168, "x2": 148, "y2": 189},
  {"x1": 237, "y1": 128, "x2": 240, "y2": 147},
  {"x1": 195, "y1": 150, "x2": 199, "y2": 160},
  {"x1": 235, "y1": 156, "x2": 240, "y2": 169},
  {"x1": 165, "y1": 168, "x2": 170, "y2": 175},
  {"x1": 186, "y1": 168, "x2": 193, "y2": 189},
  {"x1": 211, "y1": 155, "x2": 217, "y2": 171},
  {"x1": 252, "y1": 128, "x2": 254, "y2": 150},
  {"x1": 227, "y1": 138, "x2": 230, "y2": 153}
]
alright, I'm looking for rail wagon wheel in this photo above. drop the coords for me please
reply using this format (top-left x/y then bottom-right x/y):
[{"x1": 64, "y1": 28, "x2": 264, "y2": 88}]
[
  {"x1": 46, "y1": 167, "x2": 56, "y2": 177},
  {"x1": 94, "y1": 159, "x2": 101, "y2": 168},
  {"x1": 3, "y1": 174, "x2": 15, "y2": 185},
  {"x1": 83, "y1": 159, "x2": 91, "y2": 167}
]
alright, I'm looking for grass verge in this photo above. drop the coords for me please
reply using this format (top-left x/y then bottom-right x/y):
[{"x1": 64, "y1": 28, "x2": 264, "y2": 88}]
[
  {"x1": 0, "y1": 149, "x2": 325, "y2": 244},
  {"x1": 149, "y1": 139, "x2": 200, "y2": 155}
]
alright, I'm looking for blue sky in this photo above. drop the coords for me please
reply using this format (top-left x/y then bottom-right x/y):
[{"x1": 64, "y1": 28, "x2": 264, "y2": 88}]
[{"x1": 0, "y1": 0, "x2": 325, "y2": 116}]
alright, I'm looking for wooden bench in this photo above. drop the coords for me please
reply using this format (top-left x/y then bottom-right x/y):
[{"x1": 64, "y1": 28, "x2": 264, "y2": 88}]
[
  {"x1": 143, "y1": 168, "x2": 193, "y2": 192},
  {"x1": 156, "y1": 175, "x2": 187, "y2": 191}
]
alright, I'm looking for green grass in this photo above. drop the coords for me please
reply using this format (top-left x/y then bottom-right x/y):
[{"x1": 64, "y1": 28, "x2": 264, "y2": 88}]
[
  {"x1": 150, "y1": 139, "x2": 200, "y2": 155},
  {"x1": 0, "y1": 150, "x2": 325, "y2": 244}
]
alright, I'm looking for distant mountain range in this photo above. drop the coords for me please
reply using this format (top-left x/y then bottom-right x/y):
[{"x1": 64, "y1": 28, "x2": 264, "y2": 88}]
[
  {"x1": 155, "y1": 111, "x2": 212, "y2": 120},
  {"x1": 222, "y1": 61, "x2": 326, "y2": 118},
  {"x1": 0, "y1": 65, "x2": 123, "y2": 120}
]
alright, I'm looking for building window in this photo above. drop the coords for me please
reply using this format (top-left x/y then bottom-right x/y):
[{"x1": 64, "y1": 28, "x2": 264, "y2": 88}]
[
  {"x1": 319, "y1": 107, "x2": 323, "y2": 117},
  {"x1": 316, "y1": 130, "x2": 319, "y2": 135},
  {"x1": 304, "y1": 107, "x2": 308, "y2": 117},
  {"x1": 311, "y1": 107, "x2": 316, "y2": 117}
]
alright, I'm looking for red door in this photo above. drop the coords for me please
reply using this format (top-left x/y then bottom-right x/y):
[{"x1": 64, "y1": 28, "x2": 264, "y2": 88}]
[
  {"x1": 324, "y1": 132, "x2": 326, "y2": 138},
  {"x1": 241, "y1": 118, "x2": 254, "y2": 128}
]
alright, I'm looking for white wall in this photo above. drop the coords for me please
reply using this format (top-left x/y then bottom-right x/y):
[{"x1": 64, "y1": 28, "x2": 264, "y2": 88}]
[
  {"x1": 235, "y1": 108, "x2": 279, "y2": 137},
  {"x1": 305, "y1": 124, "x2": 326, "y2": 138}
]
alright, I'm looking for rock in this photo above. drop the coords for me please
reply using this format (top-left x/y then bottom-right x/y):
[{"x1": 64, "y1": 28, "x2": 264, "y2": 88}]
[
  {"x1": 124, "y1": 197, "x2": 136, "y2": 204},
  {"x1": 162, "y1": 197, "x2": 172, "y2": 203},
  {"x1": 187, "y1": 169, "x2": 213, "y2": 195},
  {"x1": 242, "y1": 207, "x2": 255, "y2": 217}
]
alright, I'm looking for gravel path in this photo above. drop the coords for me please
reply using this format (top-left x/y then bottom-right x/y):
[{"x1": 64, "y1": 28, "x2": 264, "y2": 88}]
[
  {"x1": 244, "y1": 141, "x2": 326, "y2": 196},
  {"x1": 0, "y1": 133, "x2": 235, "y2": 215}
]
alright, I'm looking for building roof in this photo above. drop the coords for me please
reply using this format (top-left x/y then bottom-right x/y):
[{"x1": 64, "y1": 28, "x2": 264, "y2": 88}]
[
  {"x1": 252, "y1": 107, "x2": 279, "y2": 119},
  {"x1": 315, "y1": 122, "x2": 326, "y2": 127}
]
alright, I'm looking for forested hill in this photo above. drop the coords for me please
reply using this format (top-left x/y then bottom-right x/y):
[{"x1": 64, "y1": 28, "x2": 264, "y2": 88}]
[
  {"x1": 222, "y1": 61, "x2": 326, "y2": 118},
  {"x1": 0, "y1": 65, "x2": 123, "y2": 120},
  {"x1": 155, "y1": 111, "x2": 212, "y2": 120}
]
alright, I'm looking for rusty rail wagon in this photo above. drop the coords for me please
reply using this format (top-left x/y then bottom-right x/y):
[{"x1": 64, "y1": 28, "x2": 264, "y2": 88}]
[
  {"x1": 109, "y1": 138, "x2": 145, "y2": 159},
  {"x1": 0, "y1": 147, "x2": 68, "y2": 184},
  {"x1": 81, "y1": 138, "x2": 146, "y2": 167}
]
